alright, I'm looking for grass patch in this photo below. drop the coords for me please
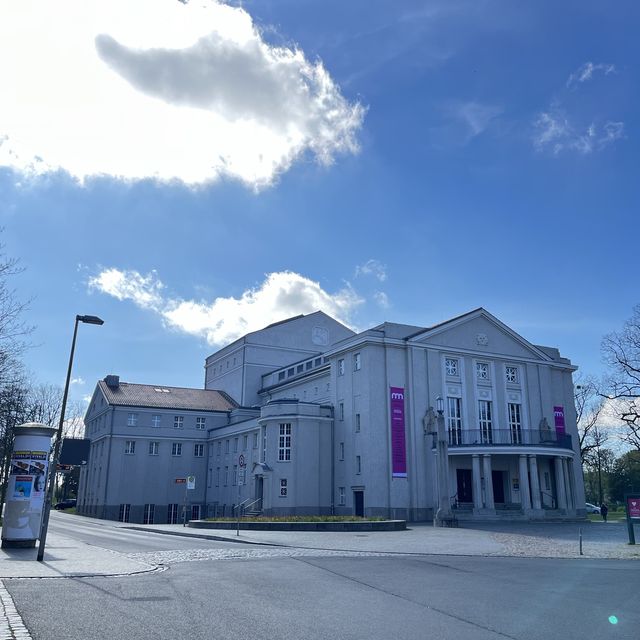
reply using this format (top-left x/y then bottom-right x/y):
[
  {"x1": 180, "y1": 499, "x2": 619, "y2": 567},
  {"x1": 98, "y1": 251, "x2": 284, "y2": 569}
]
[
  {"x1": 587, "y1": 513, "x2": 626, "y2": 522},
  {"x1": 205, "y1": 515, "x2": 386, "y2": 522}
]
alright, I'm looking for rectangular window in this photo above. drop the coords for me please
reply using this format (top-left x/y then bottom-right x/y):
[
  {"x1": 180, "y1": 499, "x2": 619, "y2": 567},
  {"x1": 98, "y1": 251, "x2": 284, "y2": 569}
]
[
  {"x1": 355, "y1": 413, "x2": 361, "y2": 433},
  {"x1": 297, "y1": 364, "x2": 304, "y2": 374},
  {"x1": 339, "y1": 402, "x2": 344, "y2": 421},
  {"x1": 191, "y1": 505, "x2": 201, "y2": 520},
  {"x1": 208, "y1": 468, "x2": 212, "y2": 488},
  {"x1": 544, "y1": 471, "x2": 551, "y2": 491},
  {"x1": 356, "y1": 455, "x2": 361, "y2": 474},
  {"x1": 151, "y1": 414, "x2": 162, "y2": 428},
  {"x1": 338, "y1": 487, "x2": 345, "y2": 506},
  {"x1": 506, "y1": 366, "x2": 519, "y2": 384},
  {"x1": 253, "y1": 432, "x2": 259, "y2": 449},
  {"x1": 174, "y1": 415, "x2": 184, "y2": 429},
  {"x1": 233, "y1": 465, "x2": 237, "y2": 486},
  {"x1": 143, "y1": 504, "x2": 155, "y2": 525},
  {"x1": 171, "y1": 442, "x2": 182, "y2": 456},
  {"x1": 278, "y1": 371, "x2": 286, "y2": 381},
  {"x1": 280, "y1": 478, "x2": 288, "y2": 497},
  {"x1": 127, "y1": 413, "x2": 138, "y2": 427},
  {"x1": 243, "y1": 434, "x2": 248, "y2": 450},
  {"x1": 224, "y1": 466, "x2": 229, "y2": 486},
  {"x1": 476, "y1": 362, "x2": 489, "y2": 380},
  {"x1": 225, "y1": 439, "x2": 230, "y2": 454},
  {"x1": 119, "y1": 504, "x2": 131, "y2": 523},
  {"x1": 445, "y1": 358, "x2": 459, "y2": 376},
  {"x1": 217, "y1": 441, "x2": 222, "y2": 456},
  {"x1": 196, "y1": 417, "x2": 206, "y2": 430},
  {"x1": 168, "y1": 503, "x2": 179, "y2": 524},
  {"x1": 148, "y1": 441, "x2": 159, "y2": 455},
  {"x1": 447, "y1": 397, "x2": 462, "y2": 445},
  {"x1": 354, "y1": 353, "x2": 361, "y2": 371},
  {"x1": 508, "y1": 403, "x2": 522, "y2": 444},
  {"x1": 194, "y1": 443, "x2": 204, "y2": 457},
  {"x1": 478, "y1": 400, "x2": 493, "y2": 443},
  {"x1": 339, "y1": 442, "x2": 344, "y2": 460},
  {"x1": 125, "y1": 440, "x2": 135, "y2": 455},
  {"x1": 216, "y1": 467, "x2": 220, "y2": 487},
  {"x1": 338, "y1": 359, "x2": 345, "y2": 375},
  {"x1": 234, "y1": 438, "x2": 239, "y2": 453},
  {"x1": 278, "y1": 423, "x2": 292, "y2": 461}
]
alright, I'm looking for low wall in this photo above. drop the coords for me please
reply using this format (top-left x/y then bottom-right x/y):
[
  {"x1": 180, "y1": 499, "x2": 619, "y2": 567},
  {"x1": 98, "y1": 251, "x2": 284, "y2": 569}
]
[{"x1": 189, "y1": 520, "x2": 406, "y2": 532}]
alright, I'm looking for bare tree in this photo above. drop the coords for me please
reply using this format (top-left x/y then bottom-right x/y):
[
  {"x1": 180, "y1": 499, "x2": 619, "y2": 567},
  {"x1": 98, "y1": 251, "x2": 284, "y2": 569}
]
[
  {"x1": 602, "y1": 305, "x2": 640, "y2": 450},
  {"x1": 25, "y1": 383, "x2": 63, "y2": 427},
  {"x1": 574, "y1": 375, "x2": 606, "y2": 464}
]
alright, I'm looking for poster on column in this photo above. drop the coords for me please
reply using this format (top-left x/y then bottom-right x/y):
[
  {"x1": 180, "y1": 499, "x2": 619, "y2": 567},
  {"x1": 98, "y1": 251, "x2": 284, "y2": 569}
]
[
  {"x1": 7, "y1": 450, "x2": 48, "y2": 505},
  {"x1": 553, "y1": 406, "x2": 565, "y2": 435},
  {"x1": 390, "y1": 387, "x2": 407, "y2": 478}
]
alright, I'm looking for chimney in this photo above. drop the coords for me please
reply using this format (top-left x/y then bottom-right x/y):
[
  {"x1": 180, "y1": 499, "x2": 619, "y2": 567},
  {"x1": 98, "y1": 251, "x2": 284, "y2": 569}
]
[{"x1": 104, "y1": 375, "x2": 120, "y2": 389}]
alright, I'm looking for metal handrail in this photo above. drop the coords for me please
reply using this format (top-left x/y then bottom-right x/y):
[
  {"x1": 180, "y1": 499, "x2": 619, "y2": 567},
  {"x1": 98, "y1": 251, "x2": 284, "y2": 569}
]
[{"x1": 540, "y1": 490, "x2": 556, "y2": 509}]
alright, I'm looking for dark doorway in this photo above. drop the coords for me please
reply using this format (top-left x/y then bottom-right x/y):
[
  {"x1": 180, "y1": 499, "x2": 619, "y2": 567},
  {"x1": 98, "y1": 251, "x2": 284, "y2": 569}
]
[
  {"x1": 492, "y1": 470, "x2": 505, "y2": 504},
  {"x1": 255, "y1": 476, "x2": 264, "y2": 510},
  {"x1": 353, "y1": 490, "x2": 364, "y2": 517},
  {"x1": 456, "y1": 469, "x2": 473, "y2": 503}
]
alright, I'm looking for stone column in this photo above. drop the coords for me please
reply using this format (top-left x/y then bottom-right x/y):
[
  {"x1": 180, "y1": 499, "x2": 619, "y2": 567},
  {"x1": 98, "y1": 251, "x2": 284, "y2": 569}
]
[
  {"x1": 529, "y1": 455, "x2": 542, "y2": 510},
  {"x1": 562, "y1": 458, "x2": 573, "y2": 511},
  {"x1": 519, "y1": 454, "x2": 531, "y2": 511},
  {"x1": 483, "y1": 454, "x2": 494, "y2": 509},
  {"x1": 472, "y1": 454, "x2": 483, "y2": 510},
  {"x1": 554, "y1": 457, "x2": 567, "y2": 510}
]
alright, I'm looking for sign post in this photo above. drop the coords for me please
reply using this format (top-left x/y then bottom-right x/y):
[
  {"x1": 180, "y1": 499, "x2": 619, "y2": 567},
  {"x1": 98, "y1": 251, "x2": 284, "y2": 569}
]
[
  {"x1": 236, "y1": 455, "x2": 247, "y2": 537},
  {"x1": 625, "y1": 493, "x2": 640, "y2": 545}
]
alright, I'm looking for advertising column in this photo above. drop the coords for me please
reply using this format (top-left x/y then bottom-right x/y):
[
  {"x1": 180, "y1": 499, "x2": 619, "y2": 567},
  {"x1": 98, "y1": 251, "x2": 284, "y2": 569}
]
[{"x1": 2, "y1": 423, "x2": 55, "y2": 548}]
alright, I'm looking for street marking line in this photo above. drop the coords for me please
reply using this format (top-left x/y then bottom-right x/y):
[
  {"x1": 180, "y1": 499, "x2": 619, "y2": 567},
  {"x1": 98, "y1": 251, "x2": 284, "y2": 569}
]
[{"x1": 0, "y1": 580, "x2": 33, "y2": 639}]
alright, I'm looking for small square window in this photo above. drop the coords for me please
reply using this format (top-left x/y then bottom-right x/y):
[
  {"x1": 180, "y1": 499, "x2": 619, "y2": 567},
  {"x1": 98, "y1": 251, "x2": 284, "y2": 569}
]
[
  {"x1": 174, "y1": 416, "x2": 184, "y2": 429},
  {"x1": 297, "y1": 364, "x2": 304, "y2": 374},
  {"x1": 151, "y1": 415, "x2": 162, "y2": 428},
  {"x1": 476, "y1": 362, "x2": 489, "y2": 380},
  {"x1": 127, "y1": 413, "x2": 138, "y2": 427},
  {"x1": 196, "y1": 417, "x2": 206, "y2": 430},
  {"x1": 445, "y1": 358, "x2": 459, "y2": 376},
  {"x1": 280, "y1": 478, "x2": 288, "y2": 497},
  {"x1": 506, "y1": 366, "x2": 519, "y2": 383},
  {"x1": 278, "y1": 371, "x2": 286, "y2": 381}
]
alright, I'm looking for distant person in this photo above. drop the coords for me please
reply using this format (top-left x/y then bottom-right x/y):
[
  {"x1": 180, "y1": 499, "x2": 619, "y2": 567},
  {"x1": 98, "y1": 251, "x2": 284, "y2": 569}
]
[{"x1": 600, "y1": 502, "x2": 608, "y2": 522}]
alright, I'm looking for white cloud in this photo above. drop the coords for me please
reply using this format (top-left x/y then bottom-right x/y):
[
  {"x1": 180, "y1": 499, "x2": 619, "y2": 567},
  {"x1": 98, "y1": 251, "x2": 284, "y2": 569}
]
[
  {"x1": 567, "y1": 62, "x2": 616, "y2": 88},
  {"x1": 355, "y1": 259, "x2": 387, "y2": 282},
  {"x1": 71, "y1": 377, "x2": 85, "y2": 386},
  {"x1": 533, "y1": 109, "x2": 624, "y2": 155},
  {"x1": 89, "y1": 268, "x2": 363, "y2": 345},
  {"x1": 373, "y1": 291, "x2": 390, "y2": 309},
  {"x1": 450, "y1": 101, "x2": 502, "y2": 138},
  {"x1": 0, "y1": 0, "x2": 364, "y2": 190}
]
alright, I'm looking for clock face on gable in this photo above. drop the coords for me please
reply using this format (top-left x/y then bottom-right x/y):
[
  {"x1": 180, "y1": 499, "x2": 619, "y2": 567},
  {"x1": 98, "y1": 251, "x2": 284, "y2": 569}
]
[{"x1": 312, "y1": 326, "x2": 329, "y2": 346}]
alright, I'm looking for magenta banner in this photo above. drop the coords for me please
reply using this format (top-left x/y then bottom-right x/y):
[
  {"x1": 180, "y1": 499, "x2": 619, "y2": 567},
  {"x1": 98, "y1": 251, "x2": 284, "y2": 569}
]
[
  {"x1": 553, "y1": 406, "x2": 565, "y2": 435},
  {"x1": 628, "y1": 497, "x2": 640, "y2": 519},
  {"x1": 390, "y1": 387, "x2": 407, "y2": 478}
]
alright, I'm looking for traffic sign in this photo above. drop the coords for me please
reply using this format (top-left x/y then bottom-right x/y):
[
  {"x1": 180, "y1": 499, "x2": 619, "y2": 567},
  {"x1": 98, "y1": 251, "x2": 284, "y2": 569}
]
[
  {"x1": 238, "y1": 454, "x2": 246, "y2": 468},
  {"x1": 187, "y1": 475, "x2": 196, "y2": 490}
]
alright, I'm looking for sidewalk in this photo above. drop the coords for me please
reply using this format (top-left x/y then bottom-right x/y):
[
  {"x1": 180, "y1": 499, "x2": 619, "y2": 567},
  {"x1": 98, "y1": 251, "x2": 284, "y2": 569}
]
[
  {"x1": 0, "y1": 532, "x2": 158, "y2": 579},
  {"x1": 1, "y1": 519, "x2": 637, "y2": 580},
  {"x1": 124, "y1": 519, "x2": 640, "y2": 561}
]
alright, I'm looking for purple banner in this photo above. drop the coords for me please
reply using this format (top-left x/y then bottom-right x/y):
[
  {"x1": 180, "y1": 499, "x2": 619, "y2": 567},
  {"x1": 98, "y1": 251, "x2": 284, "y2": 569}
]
[
  {"x1": 628, "y1": 497, "x2": 640, "y2": 519},
  {"x1": 390, "y1": 387, "x2": 407, "y2": 478},
  {"x1": 554, "y1": 406, "x2": 565, "y2": 435}
]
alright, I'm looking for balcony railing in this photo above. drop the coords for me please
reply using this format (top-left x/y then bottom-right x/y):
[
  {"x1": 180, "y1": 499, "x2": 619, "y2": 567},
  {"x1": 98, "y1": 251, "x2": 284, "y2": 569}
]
[{"x1": 447, "y1": 428, "x2": 573, "y2": 450}]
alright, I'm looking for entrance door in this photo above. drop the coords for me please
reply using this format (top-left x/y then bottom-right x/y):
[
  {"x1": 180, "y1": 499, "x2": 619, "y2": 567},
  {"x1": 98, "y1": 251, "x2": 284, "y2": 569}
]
[
  {"x1": 353, "y1": 490, "x2": 364, "y2": 517},
  {"x1": 255, "y1": 476, "x2": 264, "y2": 510},
  {"x1": 456, "y1": 469, "x2": 473, "y2": 503},
  {"x1": 492, "y1": 470, "x2": 505, "y2": 504}
]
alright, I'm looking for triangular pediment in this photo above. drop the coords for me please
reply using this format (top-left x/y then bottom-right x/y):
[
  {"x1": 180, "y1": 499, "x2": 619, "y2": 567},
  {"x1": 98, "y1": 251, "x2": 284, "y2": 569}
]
[{"x1": 408, "y1": 309, "x2": 553, "y2": 361}]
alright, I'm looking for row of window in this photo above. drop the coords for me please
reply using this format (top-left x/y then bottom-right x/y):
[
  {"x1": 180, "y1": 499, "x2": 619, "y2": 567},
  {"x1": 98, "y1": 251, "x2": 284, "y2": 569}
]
[
  {"x1": 214, "y1": 433, "x2": 258, "y2": 457},
  {"x1": 338, "y1": 404, "x2": 361, "y2": 431},
  {"x1": 124, "y1": 440, "x2": 205, "y2": 457},
  {"x1": 118, "y1": 503, "x2": 201, "y2": 524},
  {"x1": 446, "y1": 397, "x2": 523, "y2": 444},
  {"x1": 337, "y1": 353, "x2": 361, "y2": 376},
  {"x1": 127, "y1": 413, "x2": 207, "y2": 429},
  {"x1": 445, "y1": 358, "x2": 519, "y2": 384},
  {"x1": 277, "y1": 356, "x2": 328, "y2": 382}
]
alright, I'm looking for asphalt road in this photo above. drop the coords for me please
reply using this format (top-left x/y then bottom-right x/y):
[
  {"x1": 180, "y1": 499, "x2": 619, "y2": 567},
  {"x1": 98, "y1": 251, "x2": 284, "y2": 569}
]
[{"x1": 4, "y1": 516, "x2": 639, "y2": 640}]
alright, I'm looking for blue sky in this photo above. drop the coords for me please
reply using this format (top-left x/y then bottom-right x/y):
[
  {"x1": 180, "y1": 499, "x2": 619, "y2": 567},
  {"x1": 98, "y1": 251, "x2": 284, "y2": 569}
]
[{"x1": 0, "y1": 0, "x2": 637, "y2": 405}]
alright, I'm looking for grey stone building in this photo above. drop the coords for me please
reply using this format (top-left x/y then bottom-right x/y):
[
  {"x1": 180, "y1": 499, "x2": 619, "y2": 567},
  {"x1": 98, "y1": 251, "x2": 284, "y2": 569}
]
[{"x1": 78, "y1": 308, "x2": 586, "y2": 523}]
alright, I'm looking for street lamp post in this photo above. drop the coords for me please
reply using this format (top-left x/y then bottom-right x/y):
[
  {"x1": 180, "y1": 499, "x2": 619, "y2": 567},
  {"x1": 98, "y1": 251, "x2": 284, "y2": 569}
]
[
  {"x1": 37, "y1": 314, "x2": 103, "y2": 562},
  {"x1": 434, "y1": 396, "x2": 452, "y2": 526}
]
